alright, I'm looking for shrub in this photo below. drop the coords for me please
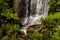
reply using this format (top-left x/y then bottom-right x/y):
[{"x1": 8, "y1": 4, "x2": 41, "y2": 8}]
[
  {"x1": 48, "y1": 0, "x2": 60, "y2": 13},
  {"x1": 39, "y1": 12, "x2": 60, "y2": 40},
  {"x1": 0, "y1": 0, "x2": 8, "y2": 10},
  {"x1": 27, "y1": 32, "x2": 43, "y2": 40},
  {"x1": 48, "y1": 27, "x2": 60, "y2": 40},
  {"x1": 0, "y1": 9, "x2": 20, "y2": 26},
  {"x1": 41, "y1": 12, "x2": 60, "y2": 28},
  {"x1": 1, "y1": 9, "x2": 20, "y2": 20},
  {"x1": 0, "y1": 9, "x2": 21, "y2": 40},
  {"x1": 0, "y1": 23, "x2": 21, "y2": 40}
]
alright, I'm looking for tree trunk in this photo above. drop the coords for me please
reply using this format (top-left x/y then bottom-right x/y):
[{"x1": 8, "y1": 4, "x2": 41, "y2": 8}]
[{"x1": 13, "y1": 0, "x2": 21, "y2": 13}]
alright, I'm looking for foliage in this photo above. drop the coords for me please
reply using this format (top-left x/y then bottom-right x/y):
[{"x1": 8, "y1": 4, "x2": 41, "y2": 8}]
[
  {"x1": 0, "y1": 0, "x2": 22, "y2": 39},
  {"x1": 0, "y1": 0, "x2": 8, "y2": 10},
  {"x1": 28, "y1": 12, "x2": 60, "y2": 40},
  {"x1": 27, "y1": 32, "x2": 43, "y2": 40},
  {"x1": 41, "y1": 12, "x2": 60, "y2": 28},
  {"x1": 0, "y1": 9, "x2": 20, "y2": 25},
  {"x1": 38, "y1": 12, "x2": 60, "y2": 40},
  {"x1": 51, "y1": 29, "x2": 60, "y2": 40},
  {"x1": 26, "y1": 12, "x2": 60, "y2": 40},
  {"x1": 1, "y1": 9, "x2": 20, "y2": 20},
  {"x1": 0, "y1": 23, "x2": 21, "y2": 40},
  {"x1": 48, "y1": 0, "x2": 60, "y2": 13},
  {"x1": 0, "y1": 9, "x2": 21, "y2": 40}
]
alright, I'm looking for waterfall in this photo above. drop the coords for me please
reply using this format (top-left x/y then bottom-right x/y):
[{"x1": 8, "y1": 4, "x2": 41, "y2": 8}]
[{"x1": 21, "y1": 0, "x2": 48, "y2": 35}]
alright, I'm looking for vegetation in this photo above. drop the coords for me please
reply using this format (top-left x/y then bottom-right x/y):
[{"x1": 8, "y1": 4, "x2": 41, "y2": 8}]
[
  {"x1": 0, "y1": 1, "x2": 21, "y2": 39},
  {"x1": 27, "y1": 12, "x2": 60, "y2": 40},
  {"x1": 0, "y1": 0, "x2": 60, "y2": 40},
  {"x1": 0, "y1": 9, "x2": 21, "y2": 40},
  {"x1": 27, "y1": 33, "x2": 43, "y2": 40},
  {"x1": 48, "y1": 0, "x2": 60, "y2": 13}
]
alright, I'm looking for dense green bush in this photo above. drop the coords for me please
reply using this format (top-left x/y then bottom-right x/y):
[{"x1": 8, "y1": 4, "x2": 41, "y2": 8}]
[
  {"x1": 0, "y1": 9, "x2": 21, "y2": 40},
  {"x1": 27, "y1": 33, "x2": 43, "y2": 40},
  {"x1": 0, "y1": 0, "x2": 21, "y2": 39},
  {"x1": 0, "y1": 9, "x2": 20, "y2": 24},
  {"x1": 41, "y1": 12, "x2": 60, "y2": 29},
  {"x1": 0, "y1": 23, "x2": 21, "y2": 40},
  {"x1": 39, "y1": 12, "x2": 60, "y2": 40},
  {"x1": 51, "y1": 29, "x2": 60, "y2": 40},
  {"x1": 0, "y1": 0, "x2": 8, "y2": 10},
  {"x1": 48, "y1": 0, "x2": 60, "y2": 13},
  {"x1": 1, "y1": 9, "x2": 20, "y2": 20}
]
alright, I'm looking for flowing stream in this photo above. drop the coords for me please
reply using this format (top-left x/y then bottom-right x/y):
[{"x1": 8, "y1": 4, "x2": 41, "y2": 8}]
[{"x1": 20, "y1": 0, "x2": 48, "y2": 35}]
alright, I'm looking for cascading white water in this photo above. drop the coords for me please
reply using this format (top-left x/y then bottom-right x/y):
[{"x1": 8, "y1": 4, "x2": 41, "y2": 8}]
[{"x1": 21, "y1": 0, "x2": 48, "y2": 35}]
